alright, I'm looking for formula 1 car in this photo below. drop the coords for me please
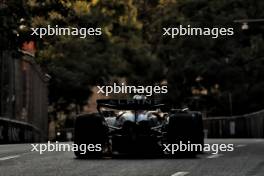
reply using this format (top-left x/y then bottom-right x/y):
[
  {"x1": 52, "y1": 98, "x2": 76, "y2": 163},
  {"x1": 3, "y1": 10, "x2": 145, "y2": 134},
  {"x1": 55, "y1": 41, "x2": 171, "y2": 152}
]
[{"x1": 74, "y1": 98, "x2": 204, "y2": 158}]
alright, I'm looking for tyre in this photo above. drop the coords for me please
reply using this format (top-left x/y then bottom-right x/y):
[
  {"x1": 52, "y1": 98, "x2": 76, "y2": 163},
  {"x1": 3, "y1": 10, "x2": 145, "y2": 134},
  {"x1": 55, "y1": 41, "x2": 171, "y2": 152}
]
[
  {"x1": 167, "y1": 112, "x2": 204, "y2": 156},
  {"x1": 74, "y1": 113, "x2": 108, "y2": 158}
]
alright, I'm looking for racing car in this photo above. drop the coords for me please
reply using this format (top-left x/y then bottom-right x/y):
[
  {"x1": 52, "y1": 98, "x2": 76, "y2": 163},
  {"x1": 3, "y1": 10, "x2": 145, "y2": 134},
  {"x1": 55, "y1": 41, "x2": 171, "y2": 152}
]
[{"x1": 74, "y1": 97, "x2": 204, "y2": 158}]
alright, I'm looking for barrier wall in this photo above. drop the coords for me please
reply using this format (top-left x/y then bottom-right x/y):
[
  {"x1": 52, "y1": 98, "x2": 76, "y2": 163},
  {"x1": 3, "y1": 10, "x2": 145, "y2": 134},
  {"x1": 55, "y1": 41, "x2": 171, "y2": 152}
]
[
  {"x1": 0, "y1": 117, "x2": 41, "y2": 144},
  {"x1": 204, "y1": 110, "x2": 264, "y2": 138}
]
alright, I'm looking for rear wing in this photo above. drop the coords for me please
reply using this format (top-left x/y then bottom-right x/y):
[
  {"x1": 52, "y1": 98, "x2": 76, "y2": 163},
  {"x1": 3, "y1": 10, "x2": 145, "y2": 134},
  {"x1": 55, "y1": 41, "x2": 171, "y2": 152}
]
[{"x1": 96, "y1": 99, "x2": 166, "y2": 111}]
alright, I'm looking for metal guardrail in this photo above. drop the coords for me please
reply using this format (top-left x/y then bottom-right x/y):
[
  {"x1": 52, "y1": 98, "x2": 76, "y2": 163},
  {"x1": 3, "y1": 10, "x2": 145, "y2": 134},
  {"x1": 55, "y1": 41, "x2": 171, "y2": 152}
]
[
  {"x1": 204, "y1": 110, "x2": 264, "y2": 138},
  {"x1": 0, "y1": 117, "x2": 41, "y2": 144}
]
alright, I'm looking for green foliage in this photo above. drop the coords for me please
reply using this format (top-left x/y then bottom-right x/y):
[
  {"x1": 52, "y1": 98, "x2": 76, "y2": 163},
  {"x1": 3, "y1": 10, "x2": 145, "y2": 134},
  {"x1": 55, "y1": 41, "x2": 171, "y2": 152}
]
[
  {"x1": 0, "y1": 0, "x2": 27, "y2": 50},
  {"x1": 26, "y1": 0, "x2": 161, "y2": 109},
  {"x1": 155, "y1": 0, "x2": 264, "y2": 115},
  {"x1": 4, "y1": 0, "x2": 264, "y2": 116}
]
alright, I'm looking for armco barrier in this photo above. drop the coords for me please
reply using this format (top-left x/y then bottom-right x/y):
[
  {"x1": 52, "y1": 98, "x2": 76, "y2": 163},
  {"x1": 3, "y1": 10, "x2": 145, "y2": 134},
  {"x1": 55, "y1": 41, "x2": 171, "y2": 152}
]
[
  {"x1": 0, "y1": 117, "x2": 41, "y2": 144},
  {"x1": 204, "y1": 110, "x2": 264, "y2": 138}
]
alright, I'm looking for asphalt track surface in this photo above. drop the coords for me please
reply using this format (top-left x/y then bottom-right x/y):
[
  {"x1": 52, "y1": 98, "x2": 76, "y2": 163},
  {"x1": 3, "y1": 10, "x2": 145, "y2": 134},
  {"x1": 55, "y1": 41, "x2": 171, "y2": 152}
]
[{"x1": 0, "y1": 139, "x2": 263, "y2": 176}]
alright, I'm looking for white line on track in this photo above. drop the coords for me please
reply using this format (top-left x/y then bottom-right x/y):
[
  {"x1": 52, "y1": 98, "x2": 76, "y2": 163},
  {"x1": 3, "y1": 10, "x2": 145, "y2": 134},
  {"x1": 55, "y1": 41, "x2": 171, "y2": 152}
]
[
  {"x1": 236, "y1": 144, "x2": 246, "y2": 148},
  {"x1": 207, "y1": 153, "x2": 223, "y2": 159},
  {"x1": 171, "y1": 171, "x2": 189, "y2": 176},
  {"x1": 0, "y1": 155, "x2": 20, "y2": 161}
]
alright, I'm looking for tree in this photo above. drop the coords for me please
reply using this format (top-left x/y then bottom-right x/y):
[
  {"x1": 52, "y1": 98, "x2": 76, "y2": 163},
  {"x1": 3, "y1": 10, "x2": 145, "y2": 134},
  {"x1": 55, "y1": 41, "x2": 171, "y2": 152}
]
[
  {"x1": 153, "y1": 0, "x2": 264, "y2": 115},
  {"x1": 0, "y1": 0, "x2": 27, "y2": 50},
  {"x1": 24, "y1": 0, "x2": 264, "y2": 116},
  {"x1": 26, "y1": 0, "x2": 161, "y2": 109}
]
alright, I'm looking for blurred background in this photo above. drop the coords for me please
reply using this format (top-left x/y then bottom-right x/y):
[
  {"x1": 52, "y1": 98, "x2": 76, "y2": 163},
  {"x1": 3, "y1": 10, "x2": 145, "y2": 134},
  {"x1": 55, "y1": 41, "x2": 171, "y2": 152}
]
[{"x1": 1, "y1": 0, "x2": 264, "y2": 142}]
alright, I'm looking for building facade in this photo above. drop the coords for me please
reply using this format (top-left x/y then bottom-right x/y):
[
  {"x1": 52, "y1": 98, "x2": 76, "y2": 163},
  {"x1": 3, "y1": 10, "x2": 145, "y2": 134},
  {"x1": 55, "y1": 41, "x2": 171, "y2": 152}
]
[{"x1": 0, "y1": 50, "x2": 49, "y2": 143}]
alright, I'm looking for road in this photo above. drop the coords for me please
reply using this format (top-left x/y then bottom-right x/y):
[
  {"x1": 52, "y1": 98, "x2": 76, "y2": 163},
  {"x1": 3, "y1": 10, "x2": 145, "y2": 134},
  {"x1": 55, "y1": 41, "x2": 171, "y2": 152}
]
[{"x1": 0, "y1": 139, "x2": 263, "y2": 176}]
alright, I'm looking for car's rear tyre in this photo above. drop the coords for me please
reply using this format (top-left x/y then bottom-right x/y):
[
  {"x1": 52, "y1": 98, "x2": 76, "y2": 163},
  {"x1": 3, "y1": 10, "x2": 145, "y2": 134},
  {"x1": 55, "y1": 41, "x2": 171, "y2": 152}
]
[
  {"x1": 167, "y1": 112, "x2": 204, "y2": 156},
  {"x1": 74, "y1": 113, "x2": 108, "y2": 158}
]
